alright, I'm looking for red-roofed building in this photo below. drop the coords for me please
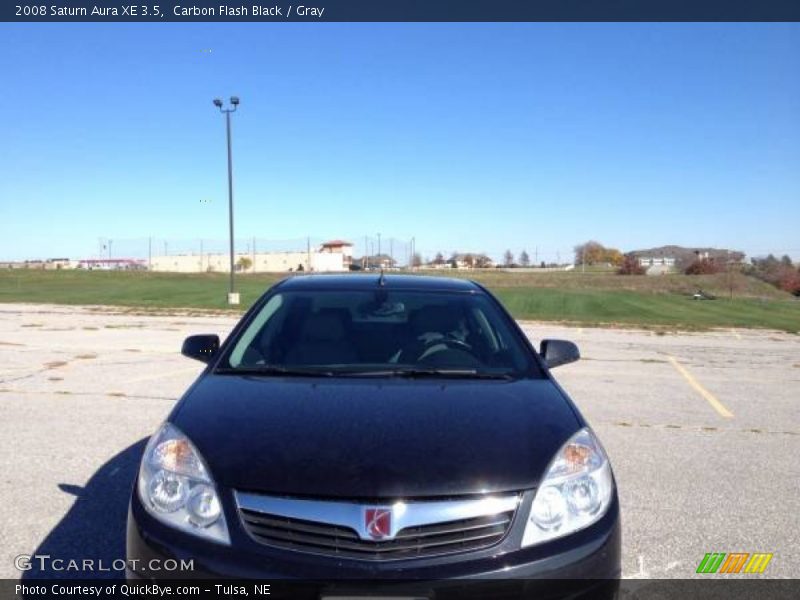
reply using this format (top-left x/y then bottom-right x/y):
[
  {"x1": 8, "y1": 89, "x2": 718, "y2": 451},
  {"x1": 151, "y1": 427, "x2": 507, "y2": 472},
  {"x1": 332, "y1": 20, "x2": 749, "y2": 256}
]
[{"x1": 319, "y1": 240, "x2": 353, "y2": 269}]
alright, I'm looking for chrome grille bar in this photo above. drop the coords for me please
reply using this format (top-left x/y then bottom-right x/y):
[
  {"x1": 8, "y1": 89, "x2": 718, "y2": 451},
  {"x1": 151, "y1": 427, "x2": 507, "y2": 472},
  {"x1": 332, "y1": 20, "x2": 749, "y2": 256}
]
[{"x1": 235, "y1": 491, "x2": 520, "y2": 561}]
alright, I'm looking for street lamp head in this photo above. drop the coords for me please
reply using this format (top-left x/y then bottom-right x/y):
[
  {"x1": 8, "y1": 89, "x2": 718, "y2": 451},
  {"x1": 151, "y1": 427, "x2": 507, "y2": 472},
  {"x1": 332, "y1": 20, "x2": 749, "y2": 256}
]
[
  {"x1": 213, "y1": 98, "x2": 223, "y2": 108},
  {"x1": 230, "y1": 96, "x2": 240, "y2": 106}
]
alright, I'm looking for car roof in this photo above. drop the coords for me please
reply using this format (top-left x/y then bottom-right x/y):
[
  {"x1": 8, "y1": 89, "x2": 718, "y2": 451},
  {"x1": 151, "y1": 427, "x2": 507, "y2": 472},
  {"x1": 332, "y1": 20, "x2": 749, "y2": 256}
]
[{"x1": 274, "y1": 274, "x2": 482, "y2": 293}]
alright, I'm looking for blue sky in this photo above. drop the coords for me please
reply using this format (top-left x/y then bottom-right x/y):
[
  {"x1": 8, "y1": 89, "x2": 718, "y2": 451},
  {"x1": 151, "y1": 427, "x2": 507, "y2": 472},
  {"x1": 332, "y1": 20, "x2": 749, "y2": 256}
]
[{"x1": 1, "y1": 23, "x2": 798, "y2": 262}]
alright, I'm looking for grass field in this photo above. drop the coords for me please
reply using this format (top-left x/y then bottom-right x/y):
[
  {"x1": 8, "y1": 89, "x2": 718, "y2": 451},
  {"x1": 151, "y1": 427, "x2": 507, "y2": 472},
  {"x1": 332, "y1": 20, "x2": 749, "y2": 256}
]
[{"x1": 1, "y1": 269, "x2": 799, "y2": 332}]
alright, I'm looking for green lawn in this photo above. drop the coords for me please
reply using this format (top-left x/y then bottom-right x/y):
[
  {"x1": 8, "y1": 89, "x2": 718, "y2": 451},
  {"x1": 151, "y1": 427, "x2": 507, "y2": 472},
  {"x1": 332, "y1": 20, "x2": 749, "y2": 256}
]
[
  {"x1": 1, "y1": 269, "x2": 799, "y2": 332},
  {"x1": 494, "y1": 288, "x2": 800, "y2": 331},
  {"x1": 0, "y1": 270, "x2": 281, "y2": 310}
]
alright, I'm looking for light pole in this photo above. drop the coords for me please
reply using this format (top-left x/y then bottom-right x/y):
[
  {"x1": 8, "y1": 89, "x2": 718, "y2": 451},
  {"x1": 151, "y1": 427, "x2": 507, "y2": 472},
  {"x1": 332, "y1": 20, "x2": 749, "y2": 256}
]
[{"x1": 213, "y1": 96, "x2": 240, "y2": 304}]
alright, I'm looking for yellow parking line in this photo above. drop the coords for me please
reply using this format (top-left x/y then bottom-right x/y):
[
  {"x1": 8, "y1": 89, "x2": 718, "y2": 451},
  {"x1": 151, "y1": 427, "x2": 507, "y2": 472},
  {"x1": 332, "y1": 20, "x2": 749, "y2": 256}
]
[
  {"x1": 125, "y1": 366, "x2": 201, "y2": 384},
  {"x1": 667, "y1": 356, "x2": 734, "y2": 419}
]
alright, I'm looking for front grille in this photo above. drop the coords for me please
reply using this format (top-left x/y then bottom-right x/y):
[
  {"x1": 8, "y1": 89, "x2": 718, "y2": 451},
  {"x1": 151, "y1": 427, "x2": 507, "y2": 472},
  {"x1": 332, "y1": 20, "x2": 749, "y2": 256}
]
[{"x1": 239, "y1": 506, "x2": 516, "y2": 561}]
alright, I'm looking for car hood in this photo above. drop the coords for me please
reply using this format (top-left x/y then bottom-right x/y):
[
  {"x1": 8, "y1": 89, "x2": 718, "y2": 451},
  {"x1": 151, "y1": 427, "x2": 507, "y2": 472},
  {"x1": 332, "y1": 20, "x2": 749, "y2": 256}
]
[{"x1": 172, "y1": 374, "x2": 581, "y2": 498}]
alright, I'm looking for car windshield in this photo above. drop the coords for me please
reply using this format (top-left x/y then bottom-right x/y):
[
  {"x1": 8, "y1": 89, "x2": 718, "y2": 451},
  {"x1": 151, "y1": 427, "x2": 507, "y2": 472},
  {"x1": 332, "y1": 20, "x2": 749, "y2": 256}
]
[{"x1": 221, "y1": 288, "x2": 539, "y2": 378}]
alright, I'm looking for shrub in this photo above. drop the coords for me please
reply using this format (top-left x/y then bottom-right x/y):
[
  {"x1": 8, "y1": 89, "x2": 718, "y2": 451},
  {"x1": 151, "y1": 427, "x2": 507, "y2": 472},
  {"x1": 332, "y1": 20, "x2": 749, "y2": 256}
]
[
  {"x1": 684, "y1": 258, "x2": 722, "y2": 275},
  {"x1": 618, "y1": 254, "x2": 646, "y2": 275},
  {"x1": 749, "y1": 256, "x2": 800, "y2": 295},
  {"x1": 236, "y1": 256, "x2": 252, "y2": 272},
  {"x1": 778, "y1": 269, "x2": 800, "y2": 295}
]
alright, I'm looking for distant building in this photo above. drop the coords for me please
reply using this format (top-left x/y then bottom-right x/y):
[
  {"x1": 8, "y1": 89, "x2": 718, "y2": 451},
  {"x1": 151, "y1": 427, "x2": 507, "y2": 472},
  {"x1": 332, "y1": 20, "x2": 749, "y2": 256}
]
[
  {"x1": 319, "y1": 240, "x2": 353, "y2": 269},
  {"x1": 354, "y1": 254, "x2": 396, "y2": 270},
  {"x1": 149, "y1": 251, "x2": 346, "y2": 273},
  {"x1": 1, "y1": 258, "x2": 76, "y2": 269},
  {"x1": 449, "y1": 253, "x2": 494, "y2": 269},
  {"x1": 2, "y1": 238, "x2": 355, "y2": 274},
  {"x1": 629, "y1": 246, "x2": 744, "y2": 271},
  {"x1": 146, "y1": 237, "x2": 354, "y2": 273},
  {"x1": 426, "y1": 260, "x2": 451, "y2": 270},
  {"x1": 77, "y1": 258, "x2": 146, "y2": 270},
  {"x1": 45, "y1": 258, "x2": 72, "y2": 269},
  {"x1": 638, "y1": 256, "x2": 676, "y2": 267}
]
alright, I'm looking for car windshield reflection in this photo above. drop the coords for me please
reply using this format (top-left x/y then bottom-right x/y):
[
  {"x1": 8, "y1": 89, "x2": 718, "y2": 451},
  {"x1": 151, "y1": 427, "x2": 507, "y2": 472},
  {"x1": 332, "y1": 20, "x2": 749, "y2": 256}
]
[{"x1": 221, "y1": 289, "x2": 538, "y2": 378}]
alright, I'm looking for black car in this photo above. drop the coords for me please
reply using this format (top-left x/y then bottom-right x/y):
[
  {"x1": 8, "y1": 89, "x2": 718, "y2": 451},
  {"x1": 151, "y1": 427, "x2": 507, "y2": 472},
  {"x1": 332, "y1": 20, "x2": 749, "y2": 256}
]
[{"x1": 127, "y1": 275, "x2": 620, "y2": 597}]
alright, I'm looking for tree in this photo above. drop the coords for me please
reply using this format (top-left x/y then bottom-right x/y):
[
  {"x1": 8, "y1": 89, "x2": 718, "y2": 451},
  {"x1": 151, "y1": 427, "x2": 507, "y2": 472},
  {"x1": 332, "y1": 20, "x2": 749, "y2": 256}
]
[
  {"x1": 574, "y1": 241, "x2": 606, "y2": 266},
  {"x1": 503, "y1": 249, "x2": 514, "y2": 267},
  {"x1": 433, "y1": 252, "x2": 445, "y2": 265},
  {"x1": 748, "y1": 254, "x2": 800, "y2": 295},
  {"x1": 475, "y1": 254, "x2": 492, "y2": 268},
  {"x1": 724, "y1": 262, "x2": 744, "y2": 299},
  {"x1": 604, "y1": 248, "x2": 624, "y2": 267},
  {"x1": 519, "y1": 250, "x2": 530, "y2": 267},
  {"x1": 412, "y1": 253, "x2": 423, "y2": 268},
  {"x1": 573, "y1": 241, "x2": 624, "y2": 267},
  {"x1": 463, "y1": 253, "x2": 475, "y2": 268},
  {"x1": 236, "y1": 256, "x2": 252, "y2": 272},
  {"x1": 750, "y1": 254, "x2": 780, "y2": 277}
]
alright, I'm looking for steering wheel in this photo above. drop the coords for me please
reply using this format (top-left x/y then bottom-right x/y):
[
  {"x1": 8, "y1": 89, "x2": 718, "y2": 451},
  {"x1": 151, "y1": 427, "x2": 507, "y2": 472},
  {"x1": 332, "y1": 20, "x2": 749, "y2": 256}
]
[{"x1": 414, "y1": 336, "x2": 473, "y2": 360}]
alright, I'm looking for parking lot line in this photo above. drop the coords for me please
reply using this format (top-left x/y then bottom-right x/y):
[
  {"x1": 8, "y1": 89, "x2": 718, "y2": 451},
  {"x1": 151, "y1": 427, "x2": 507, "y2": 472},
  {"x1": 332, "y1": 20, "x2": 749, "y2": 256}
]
[{"x1": 667, "y1": 356, "x2": 734, "y2": 419}]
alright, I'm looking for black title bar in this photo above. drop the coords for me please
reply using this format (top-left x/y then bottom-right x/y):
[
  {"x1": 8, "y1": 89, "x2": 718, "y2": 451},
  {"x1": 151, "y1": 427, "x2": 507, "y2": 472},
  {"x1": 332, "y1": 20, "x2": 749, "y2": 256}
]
[
  {"x1": 4, "y1": 0, "x2": 800, "y2": 22},
  {"x1": 5, "y1": 580, "x2": 800, "y2": 600}
]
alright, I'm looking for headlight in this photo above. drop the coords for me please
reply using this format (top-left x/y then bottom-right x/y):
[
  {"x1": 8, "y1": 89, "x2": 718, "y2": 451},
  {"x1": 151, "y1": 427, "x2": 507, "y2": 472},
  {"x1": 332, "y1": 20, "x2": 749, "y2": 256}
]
[
  {"x1": 137, "y1": 422, "x2": 230, "y2": 544},
  {"x1": 522, "y1": 427, "x2": 614, "y2": 547}
]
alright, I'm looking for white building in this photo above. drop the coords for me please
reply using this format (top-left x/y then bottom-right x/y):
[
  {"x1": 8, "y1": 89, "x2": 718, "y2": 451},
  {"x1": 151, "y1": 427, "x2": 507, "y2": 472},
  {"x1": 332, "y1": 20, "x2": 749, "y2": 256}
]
[
  {"x1": 149, "y1": 251, "x2": 346, "y2": 273},
  {"x1": 76, "y1": 258, "x2": 146, "y2": 270},
  {"x1": 319, "y1": 240, "x2": 354, "y2": 269},
  {"x1": 638, "y1": 256, "x2": 676, "y2": 267}
]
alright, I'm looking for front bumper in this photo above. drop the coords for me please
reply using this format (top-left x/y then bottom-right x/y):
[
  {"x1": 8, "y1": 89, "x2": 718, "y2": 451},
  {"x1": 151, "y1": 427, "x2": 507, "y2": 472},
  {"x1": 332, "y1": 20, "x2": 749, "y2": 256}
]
[{"x1": 127, "y1": 489, "x2": 620, "y2": 598}]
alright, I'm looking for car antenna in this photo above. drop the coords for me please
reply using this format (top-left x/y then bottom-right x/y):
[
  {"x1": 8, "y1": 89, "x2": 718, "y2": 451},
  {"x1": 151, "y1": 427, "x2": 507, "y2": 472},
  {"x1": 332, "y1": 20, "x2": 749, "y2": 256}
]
[{"x1": 378, "y1": 268, "x2": 386, "y2": 287}]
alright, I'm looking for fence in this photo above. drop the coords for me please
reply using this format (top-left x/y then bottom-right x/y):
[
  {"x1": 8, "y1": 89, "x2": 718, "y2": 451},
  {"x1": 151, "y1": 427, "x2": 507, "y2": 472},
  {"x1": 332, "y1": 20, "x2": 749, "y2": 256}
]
[
  {"x1": 91, "y1": 236, "x2": 419, "y2": 272},
  {"x1": 87, "y1": 236, "x2": 579, "y2": 272}
]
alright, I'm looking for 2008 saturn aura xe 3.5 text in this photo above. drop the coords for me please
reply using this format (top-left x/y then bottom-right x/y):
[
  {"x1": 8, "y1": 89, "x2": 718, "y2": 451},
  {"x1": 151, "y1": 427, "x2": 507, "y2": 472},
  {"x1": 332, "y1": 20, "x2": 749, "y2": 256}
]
[{"x1": 127, "y1": 275, "x2": 620, "y2": 598}]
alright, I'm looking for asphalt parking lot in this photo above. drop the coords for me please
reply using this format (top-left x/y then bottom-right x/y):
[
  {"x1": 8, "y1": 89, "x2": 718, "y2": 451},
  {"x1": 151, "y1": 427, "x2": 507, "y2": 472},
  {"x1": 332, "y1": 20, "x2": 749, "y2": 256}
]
[{"x1": 1, "y1": 303, "x2": 798, "y2": 579}]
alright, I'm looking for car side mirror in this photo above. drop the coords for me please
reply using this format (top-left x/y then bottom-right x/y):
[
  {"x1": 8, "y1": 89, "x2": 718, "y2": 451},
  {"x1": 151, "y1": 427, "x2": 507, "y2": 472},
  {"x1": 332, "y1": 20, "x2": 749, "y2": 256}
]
[
  {"x1": 540, "y1": 339, "x2": 580, "y2": 369},
  {"x1": 181, "y1": 334, "x2": 220, "y2": 363}
]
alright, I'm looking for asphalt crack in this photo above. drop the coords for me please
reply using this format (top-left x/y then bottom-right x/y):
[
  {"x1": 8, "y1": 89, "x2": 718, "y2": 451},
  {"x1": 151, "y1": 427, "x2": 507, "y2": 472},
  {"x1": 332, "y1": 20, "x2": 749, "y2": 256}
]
[{"x1": 610, "y1": 420, "x2": 797, "y2": 436}]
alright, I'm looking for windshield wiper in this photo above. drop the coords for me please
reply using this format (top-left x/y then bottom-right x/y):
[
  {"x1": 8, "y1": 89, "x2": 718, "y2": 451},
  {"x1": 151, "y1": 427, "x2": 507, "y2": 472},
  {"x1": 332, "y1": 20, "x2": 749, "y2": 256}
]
[
  {"x1": 215, "y1": 365, "x2": 336, "y2": 378},
  {"x1": 216, "y1": 365, "x2": 516, "y2": 380},
  {"x1": 337, "y1": 368, "x2": 515, "y2": 380}
]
